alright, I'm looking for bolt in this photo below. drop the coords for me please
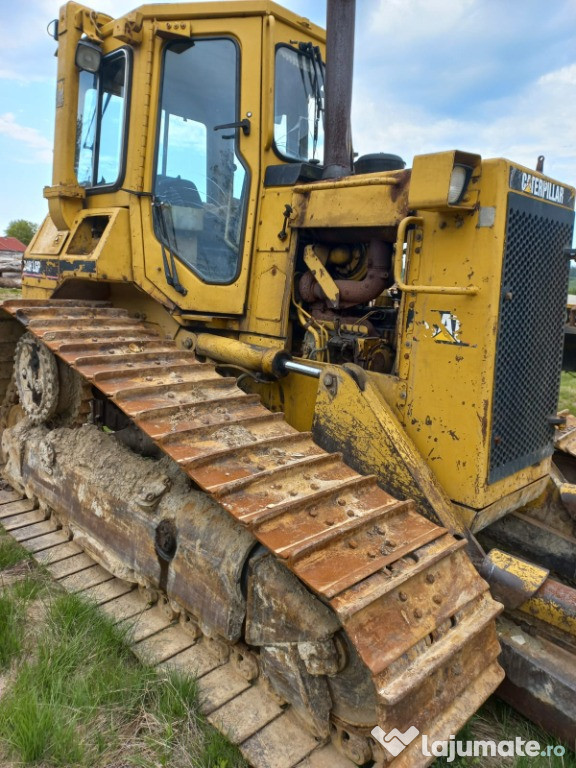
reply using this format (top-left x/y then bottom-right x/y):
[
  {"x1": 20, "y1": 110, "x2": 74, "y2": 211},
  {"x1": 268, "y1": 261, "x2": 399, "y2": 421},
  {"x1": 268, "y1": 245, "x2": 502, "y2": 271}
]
[
  {"x1": 349, "y1": 540, "x2": 358, "y2": 549},
  {"x1": 426, "y1": 574, "x2": 435, "y2": 584},
  {"x1": 433, "y1": 595, "x2": 442, "y2": 605},
  {"x1": 183, "y1": 337, "x2": 193, "y2": 350},
  {"x1": 323, "y1": 373, "x2": 334, "y2": 387},
  {"x1": 414, "y1": 609, "x2": 423, "y2": 619},
  {"x1": 505, "y1": 291, "x2": 513, "y2": 301},
  {"x1": 399, "y1": 592, "x2": 408, "y2": 602}
]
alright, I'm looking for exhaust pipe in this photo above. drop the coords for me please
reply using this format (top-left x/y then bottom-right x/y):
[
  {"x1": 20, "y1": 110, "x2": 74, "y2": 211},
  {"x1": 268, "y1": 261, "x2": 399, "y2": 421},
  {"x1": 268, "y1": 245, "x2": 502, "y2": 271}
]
[{"x1": 323, "y1": 0, "x2": 356, "y2": 179}]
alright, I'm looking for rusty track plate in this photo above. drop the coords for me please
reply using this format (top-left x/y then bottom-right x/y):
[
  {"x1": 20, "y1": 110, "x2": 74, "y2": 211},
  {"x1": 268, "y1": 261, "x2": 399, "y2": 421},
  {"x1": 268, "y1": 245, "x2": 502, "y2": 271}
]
[
  {"x1": 0, "y1": 491, "x2": 355, "y2": 768},
  {"x1": 0, "y1": 301, "x2": 506, "y2": 765}
]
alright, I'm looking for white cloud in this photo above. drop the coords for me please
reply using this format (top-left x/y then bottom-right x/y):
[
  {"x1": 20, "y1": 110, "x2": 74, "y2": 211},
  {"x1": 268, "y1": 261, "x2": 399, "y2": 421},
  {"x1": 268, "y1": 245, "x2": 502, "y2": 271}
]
[
  {"x1": 0, "y1": 113, "x2": 52, "y2": 163},
  {"x1": 351, "y1": 55, "x2": 576, "y2": 187}
]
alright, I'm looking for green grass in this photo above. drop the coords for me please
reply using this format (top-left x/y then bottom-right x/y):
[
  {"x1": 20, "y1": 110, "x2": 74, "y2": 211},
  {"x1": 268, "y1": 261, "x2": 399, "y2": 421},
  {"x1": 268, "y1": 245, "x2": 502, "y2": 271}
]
[
  {"x1": 0, "y1": 535, "x2": 39, "y2": 670},
  {"x1": 0, "y1": 585, "x2": 247, "y2": 768},
  {"x1": 432, "y1": 698, "x2": 575, "y2": 767},
  {"x1": 0, "y1": 287, "x2": 21, "y2": 300},
  {"x1": 0, "y1": 529, "x2": 32, "y2": 570},
  {"x1": 559, "y1": 371, "x2": 576, "y2": 415},
  {"x1": 0, "y1": 592, "x2": 26, "y2": 670}
]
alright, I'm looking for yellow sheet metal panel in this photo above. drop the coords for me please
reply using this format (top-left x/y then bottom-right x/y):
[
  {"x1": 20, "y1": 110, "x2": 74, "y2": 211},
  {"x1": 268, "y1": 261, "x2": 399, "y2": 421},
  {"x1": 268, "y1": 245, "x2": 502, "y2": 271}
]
[
  {"x1": 240, "y1": 187, "x2": 295, "y2": 339},
  {"x1": 292, "y1": 171, "x2": 410, "y2": 231},
  {"x1": 408, "y1": 150, "x2": 480, "y2": 211},
  {"x1": 395, "y1": 158, "x2": 575, "y2": 517},
  {"x1": 312, "y1": 363, "x2": 467, "y2": 534}
]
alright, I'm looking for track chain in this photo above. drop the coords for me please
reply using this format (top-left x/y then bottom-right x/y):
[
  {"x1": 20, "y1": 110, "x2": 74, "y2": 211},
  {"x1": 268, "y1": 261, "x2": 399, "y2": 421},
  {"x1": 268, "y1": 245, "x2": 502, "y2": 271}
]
[{"x1": 0, "y1": 300, "x2": 504, "y2": 767}]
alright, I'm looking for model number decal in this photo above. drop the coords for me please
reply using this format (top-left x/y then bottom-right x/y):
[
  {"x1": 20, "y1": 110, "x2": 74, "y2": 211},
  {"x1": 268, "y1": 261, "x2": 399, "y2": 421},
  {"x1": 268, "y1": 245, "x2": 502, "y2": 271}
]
[{"x1": 23, "y1": 259, "x2": 42, "y2": 274}]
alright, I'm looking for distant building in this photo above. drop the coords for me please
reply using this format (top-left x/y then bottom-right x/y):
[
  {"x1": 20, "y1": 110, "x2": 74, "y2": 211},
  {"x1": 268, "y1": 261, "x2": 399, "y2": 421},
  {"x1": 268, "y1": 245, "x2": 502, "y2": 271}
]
[
  {"x1": 0, "y1": 237, "x2": 25, "y2": 286},
  {"x1": 0, "y1": 237, "x2": 26, "y2": 261}
]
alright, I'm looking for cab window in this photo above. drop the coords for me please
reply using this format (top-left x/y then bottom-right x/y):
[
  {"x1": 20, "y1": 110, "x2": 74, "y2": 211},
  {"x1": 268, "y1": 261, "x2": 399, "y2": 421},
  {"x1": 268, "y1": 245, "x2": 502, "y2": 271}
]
[
  {"x1": 153, "y1": 38, "x2": 249, "y2": 285},
  {"x1": 274, "y1": 44, "x2": 324, "y2": 163},
  {"x1": 75, "y1": 50, "x2": 128, "y2": 188}
]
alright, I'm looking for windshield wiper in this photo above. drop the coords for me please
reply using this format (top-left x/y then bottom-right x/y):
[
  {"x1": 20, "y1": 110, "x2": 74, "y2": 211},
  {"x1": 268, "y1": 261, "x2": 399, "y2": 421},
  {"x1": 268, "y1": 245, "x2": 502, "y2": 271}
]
[{"x1": 152, "y1": 200, "x2": 187, "y2": 297}]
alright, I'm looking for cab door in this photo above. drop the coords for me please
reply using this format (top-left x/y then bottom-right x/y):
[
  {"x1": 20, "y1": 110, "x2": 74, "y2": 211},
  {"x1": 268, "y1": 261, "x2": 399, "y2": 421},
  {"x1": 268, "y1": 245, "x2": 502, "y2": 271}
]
[{"x1": 141, "y1": 17, "x2": 262, "y2": 315}]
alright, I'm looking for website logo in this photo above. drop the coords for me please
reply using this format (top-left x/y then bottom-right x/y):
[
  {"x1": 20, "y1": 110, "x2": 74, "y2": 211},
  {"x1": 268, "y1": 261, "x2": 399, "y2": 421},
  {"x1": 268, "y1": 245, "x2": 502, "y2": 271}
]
[
  {"x1": 371, "y1": 726, "x2": 420, "y2": 757},
  {"x1": 370, "y1": 725, "x2": 567, "y2": 763}
]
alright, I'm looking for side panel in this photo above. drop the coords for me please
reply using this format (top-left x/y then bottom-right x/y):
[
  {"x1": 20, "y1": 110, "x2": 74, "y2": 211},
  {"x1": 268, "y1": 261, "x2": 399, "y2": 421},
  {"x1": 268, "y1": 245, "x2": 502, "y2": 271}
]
[{"x1": 396, "y1": 160, "x2": 575, "y2": 512}]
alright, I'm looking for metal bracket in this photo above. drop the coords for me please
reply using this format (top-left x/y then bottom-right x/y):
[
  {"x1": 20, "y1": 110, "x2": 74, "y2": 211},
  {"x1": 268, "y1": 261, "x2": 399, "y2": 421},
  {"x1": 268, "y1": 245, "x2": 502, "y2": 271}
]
[
  {"x1": 154, "y1": 20, "x2": 192, "y2": 39},
  {"x1": 113, "y1": 12, "x2": 143, "y2": 44},
  {"x1": 481, "y1": 549, "x2": 549, "y2": 610},
  {"x1": 303, "y1": 244, "x2": 340, "y2": 308}
]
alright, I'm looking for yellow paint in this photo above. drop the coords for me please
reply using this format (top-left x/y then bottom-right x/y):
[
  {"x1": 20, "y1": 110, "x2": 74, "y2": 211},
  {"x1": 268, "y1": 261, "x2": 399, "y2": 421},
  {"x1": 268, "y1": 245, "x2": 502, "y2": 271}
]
[
  {"x1": 21, "y1": 0, "x2": 576, "y2": 537},
  {"x1": 486, "y1": 549, "x2": 548, "y2": 594},
  {"x1": 312, "y1": 363, "x2": 466, "y2": 532},
  {"x1": 292, "y1": 171, "x2": 408, "y2": 230},
  {"x1": 303, "y1": 245, "x2": 339, "y2": 305},
  {"x1": 391, "y1": 158, "x2": 575, "y2": 520},
  {"x1": 520, "y1": 595, "x2": 576, "y2": 639},
  {"x1": 408, "y1": 150, "x2": 481, "y2": 211}
]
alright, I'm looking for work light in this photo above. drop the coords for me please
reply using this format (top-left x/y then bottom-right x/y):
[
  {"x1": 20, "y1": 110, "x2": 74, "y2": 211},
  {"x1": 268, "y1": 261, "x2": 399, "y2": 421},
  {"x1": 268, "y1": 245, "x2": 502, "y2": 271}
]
[
  {"x1": 75, "y1": 39, "x2": 102, "y2": 73},
  {"x1": 448, "y1": 164, "x2": 472, "y2": 204}
]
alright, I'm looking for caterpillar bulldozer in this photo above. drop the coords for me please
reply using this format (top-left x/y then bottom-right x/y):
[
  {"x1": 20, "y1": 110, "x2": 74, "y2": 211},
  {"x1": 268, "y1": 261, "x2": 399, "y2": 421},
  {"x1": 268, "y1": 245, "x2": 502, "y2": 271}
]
[{"x1": 1, "y1": 0, "x2": 576, "y2": 764}]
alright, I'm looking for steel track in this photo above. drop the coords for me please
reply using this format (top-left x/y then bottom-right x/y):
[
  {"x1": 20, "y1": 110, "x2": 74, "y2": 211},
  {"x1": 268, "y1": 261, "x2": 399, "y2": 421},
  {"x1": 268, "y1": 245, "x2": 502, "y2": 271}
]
[{"x1": 0, "y1": 299, "x2": 504, "y2": 767}]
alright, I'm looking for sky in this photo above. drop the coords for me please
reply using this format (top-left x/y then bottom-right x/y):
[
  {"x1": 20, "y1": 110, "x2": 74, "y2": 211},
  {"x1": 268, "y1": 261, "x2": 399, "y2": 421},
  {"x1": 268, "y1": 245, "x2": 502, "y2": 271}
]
[{"x1": 0, "y1": 0, "x2": 575, "y2": 235}]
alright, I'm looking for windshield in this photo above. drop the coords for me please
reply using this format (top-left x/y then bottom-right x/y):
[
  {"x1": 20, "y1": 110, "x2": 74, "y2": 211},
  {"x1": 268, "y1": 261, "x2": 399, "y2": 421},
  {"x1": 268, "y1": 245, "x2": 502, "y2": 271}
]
[
  {"x1": 153, "y1": 38, "x2": 249, "y2": 285},
  {"x1": 274, "y1": 44, "x2": 324, "y2": 163},
  {"x1": 75, "y1": 50, "x2": 128, "y2": 187}
]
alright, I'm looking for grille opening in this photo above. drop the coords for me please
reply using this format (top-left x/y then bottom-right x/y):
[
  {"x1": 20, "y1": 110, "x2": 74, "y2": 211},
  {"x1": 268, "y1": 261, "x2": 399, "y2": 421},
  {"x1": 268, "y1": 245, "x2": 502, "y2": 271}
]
[{"x1": 489, "y1": 193, "x2": 574, "y2": 484}]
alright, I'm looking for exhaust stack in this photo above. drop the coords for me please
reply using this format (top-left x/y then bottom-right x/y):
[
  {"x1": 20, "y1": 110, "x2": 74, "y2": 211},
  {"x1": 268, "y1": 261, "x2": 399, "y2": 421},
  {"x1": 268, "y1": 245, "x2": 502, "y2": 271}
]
[{"x1": 323, "y1": 0, "x2": 356, "y2": 178}]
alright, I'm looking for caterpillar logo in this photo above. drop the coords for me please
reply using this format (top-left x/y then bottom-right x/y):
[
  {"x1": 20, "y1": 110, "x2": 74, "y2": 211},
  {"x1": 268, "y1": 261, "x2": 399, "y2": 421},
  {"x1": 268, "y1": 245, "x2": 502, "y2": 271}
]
[{"x1": 509, "y1": 167, "x2": 573, "y2": 208}]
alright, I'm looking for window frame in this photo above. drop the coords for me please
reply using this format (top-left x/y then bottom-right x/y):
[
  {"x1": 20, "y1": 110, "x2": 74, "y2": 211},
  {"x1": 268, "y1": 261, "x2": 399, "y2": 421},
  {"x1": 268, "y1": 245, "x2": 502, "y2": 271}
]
[
  {"x1": 152, "y1": 35, "x2": 251, "y2": 287},
  {"x1": 75, "y1": 46, "x2": 132, "y2": 193},
  {"x1": 272, "y1": 42, "x2": 325, "y2": 165}
]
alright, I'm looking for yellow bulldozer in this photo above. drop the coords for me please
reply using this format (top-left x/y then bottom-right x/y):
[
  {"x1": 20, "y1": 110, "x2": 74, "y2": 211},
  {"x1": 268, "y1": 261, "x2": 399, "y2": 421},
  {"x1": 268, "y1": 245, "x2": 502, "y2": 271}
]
[{"x1": 1, "y1": 0, "x2": 575, "y2": 765}]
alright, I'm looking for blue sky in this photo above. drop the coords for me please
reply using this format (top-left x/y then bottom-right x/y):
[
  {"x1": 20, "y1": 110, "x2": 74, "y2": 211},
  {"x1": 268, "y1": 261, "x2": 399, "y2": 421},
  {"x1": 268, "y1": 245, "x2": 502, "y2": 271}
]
[{"x1": 1, "y1": 0, "x2": 575, "y2": 235}]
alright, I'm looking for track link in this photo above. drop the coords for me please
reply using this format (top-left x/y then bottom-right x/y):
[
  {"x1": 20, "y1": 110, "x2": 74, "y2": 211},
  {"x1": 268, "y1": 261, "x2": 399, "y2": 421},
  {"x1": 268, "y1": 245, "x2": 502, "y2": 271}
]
[
  {"x1": 0, "y1": 488, "x2": 352, "y2": 768},
  {"x1": 0, "y1": 300, "x2": 504, "y2": 767}
]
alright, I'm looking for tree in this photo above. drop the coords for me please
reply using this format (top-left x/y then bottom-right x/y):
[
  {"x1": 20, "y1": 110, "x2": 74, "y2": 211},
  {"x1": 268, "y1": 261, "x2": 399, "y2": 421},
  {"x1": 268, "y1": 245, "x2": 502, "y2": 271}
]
[{"x1": 4, "y1": 220, "x2": 39, "y2": 246}]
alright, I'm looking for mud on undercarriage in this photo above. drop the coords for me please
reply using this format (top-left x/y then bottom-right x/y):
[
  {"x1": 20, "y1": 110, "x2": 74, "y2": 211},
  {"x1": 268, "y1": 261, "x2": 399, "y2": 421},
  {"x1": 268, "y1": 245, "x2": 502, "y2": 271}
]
[{"x1": 0, "y1": 299, "x2": 508, "y2": 767}]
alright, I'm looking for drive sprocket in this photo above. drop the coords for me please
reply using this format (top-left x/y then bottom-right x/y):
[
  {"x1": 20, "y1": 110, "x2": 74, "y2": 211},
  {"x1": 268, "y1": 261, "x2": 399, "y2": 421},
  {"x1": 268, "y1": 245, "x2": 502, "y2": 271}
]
[{"x1": 14, "y1": 331, "x2": 59, "y2": 424}]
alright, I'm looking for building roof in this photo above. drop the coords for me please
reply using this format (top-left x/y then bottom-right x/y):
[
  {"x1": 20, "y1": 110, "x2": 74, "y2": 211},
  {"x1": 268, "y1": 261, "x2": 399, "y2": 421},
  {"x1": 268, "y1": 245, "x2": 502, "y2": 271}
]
[{"x1": 0, "y1": 237, "x2": 26, "y2": 253}]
